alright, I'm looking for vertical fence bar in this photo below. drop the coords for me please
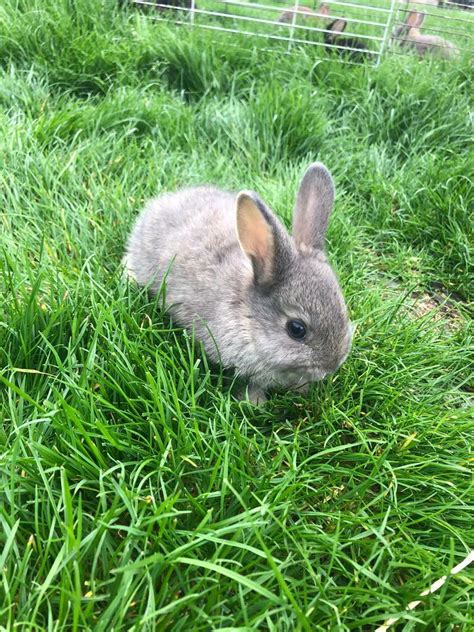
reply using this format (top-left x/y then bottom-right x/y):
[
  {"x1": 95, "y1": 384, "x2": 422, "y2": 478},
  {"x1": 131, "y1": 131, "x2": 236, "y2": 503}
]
[
  {"x1": 376, "y1": 0, "x2": 399, "y2": 66},
  {"x1": 287, "y1": 0, "x2": 300, "y2": 52},
  {"x1": 132, "y1": 0, "x2": 473, "y2": 65}
]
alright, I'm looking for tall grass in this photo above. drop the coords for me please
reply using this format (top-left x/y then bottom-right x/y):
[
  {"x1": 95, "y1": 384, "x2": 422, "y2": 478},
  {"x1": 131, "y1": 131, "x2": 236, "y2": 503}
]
[{"x1": 0, "y1": 0, "x2": 473, "y2": 629}]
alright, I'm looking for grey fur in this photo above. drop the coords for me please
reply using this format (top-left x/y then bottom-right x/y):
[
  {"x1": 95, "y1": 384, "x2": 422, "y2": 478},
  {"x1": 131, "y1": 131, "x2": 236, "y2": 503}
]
[
  {"x1": 392, "y1": 11, "x2": 459, "y2": 60},
  {"x1": 293, "y1": 162, "x2": 334, "y2": 250},
  {"x1": 124, "y1": 162, "x2": 352, "y2": 403},
  {"x1": 278, "y1": 4, "x2": 330, "y2": 24}
]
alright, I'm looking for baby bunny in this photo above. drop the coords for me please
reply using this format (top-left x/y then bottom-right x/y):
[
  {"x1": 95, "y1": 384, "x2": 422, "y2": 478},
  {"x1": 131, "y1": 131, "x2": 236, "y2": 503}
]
[
  {"x1": 278, "y1": 3, "x2": 330, "y2": 24},
  {"x1": 123, "y1": 163, "x2": 352, "y2": 404},
  {"x1": 392, "y1": 11, "x2": 460, "y2": 60},
  {"x1": 324, "y1": 18, "x2": 373, "y2": 61}
]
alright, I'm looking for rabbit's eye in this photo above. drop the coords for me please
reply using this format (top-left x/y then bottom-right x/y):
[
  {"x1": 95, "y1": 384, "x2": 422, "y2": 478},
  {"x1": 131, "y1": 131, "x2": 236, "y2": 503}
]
[{"x1": 286, "y1": 319, "x2": 307, "y2": 340}]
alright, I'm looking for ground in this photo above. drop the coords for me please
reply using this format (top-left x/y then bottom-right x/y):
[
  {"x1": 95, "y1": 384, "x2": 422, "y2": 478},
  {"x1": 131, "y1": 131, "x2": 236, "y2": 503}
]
[{"x1": 0, "y1": 0, "x2": 473, "y2": 629}]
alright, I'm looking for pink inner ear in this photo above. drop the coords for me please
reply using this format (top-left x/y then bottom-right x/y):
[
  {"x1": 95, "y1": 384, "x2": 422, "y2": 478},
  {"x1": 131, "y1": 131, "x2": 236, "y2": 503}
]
[
  {"x1": 407, "y1": 11, "x2": 424, "y2": 28},
  {"x1": 236, "y1": 196, "x2": 273, "y2": 263},
  {"x1": 333, "y1": 19, "x2": 346, "y2": 34}
]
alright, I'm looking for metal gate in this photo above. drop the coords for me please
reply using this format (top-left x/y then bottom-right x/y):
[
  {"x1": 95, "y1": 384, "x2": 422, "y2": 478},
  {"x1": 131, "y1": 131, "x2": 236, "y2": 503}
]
[{"x1": 132, "y1": 0, "x2": 473, "y2": 65}]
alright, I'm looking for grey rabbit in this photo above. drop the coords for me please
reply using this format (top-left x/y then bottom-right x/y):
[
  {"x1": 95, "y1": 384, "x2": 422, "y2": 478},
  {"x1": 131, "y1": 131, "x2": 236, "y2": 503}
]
[
  {"x1": 123, "y1": 163, "x2": 352, "y2": 404},
  {"x1": 392, "y1": 11, "x2": 459, "y2": 60},
  {"x1": 278, "y1": 3, "x2": 330, "y2": 23}
]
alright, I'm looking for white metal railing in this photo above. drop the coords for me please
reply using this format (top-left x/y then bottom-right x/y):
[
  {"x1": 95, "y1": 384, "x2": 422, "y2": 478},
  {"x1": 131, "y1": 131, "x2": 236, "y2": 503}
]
[{"x1": 132, "y1": 0, "x2": 474, "y2": 65}]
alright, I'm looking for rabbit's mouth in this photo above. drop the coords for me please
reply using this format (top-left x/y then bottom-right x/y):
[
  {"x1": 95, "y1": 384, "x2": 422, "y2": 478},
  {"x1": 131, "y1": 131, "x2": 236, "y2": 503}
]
[{"x1": 274, "y1": 366, "x2": 327, "y2": 388}]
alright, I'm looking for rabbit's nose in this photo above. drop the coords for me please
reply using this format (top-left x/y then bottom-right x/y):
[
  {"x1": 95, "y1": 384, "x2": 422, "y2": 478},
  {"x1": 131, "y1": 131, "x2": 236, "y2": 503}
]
[
  {"x1": 324, "y1": 339, "x2": 352, "y2": 375},
  {"x1": 322, "y1": 357, "x2": 341, "y2": 376}
]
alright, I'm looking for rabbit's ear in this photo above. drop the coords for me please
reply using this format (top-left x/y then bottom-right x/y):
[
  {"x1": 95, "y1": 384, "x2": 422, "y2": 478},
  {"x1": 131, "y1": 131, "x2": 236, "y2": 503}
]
[
  {"x1": 237, "y1": 192, "x2": 287, "y2": 287},
  {"x1": 330, "y1": 18, "x2": 346, "y2": 34},
  {"x1": 292, "y1": 162, "x2": 335, "y2": 251},
  {"x1": 318, "y1": 4, "x2": 330, "y2": 16},
  {"x1": 406, "y1": 11, "x2": 424, "y2": 27}
]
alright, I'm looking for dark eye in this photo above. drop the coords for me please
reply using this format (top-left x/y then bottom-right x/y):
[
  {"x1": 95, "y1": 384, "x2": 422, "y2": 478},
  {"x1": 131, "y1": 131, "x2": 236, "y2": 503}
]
[{"x1": 286, "y1": 319, "x2": 307, "y2": 340}]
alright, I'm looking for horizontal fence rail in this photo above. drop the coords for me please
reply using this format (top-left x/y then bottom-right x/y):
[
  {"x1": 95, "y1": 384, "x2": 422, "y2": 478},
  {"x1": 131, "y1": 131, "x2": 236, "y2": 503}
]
[{"x1": 132, "y1": 0, "x2": 474, "y2": 65}]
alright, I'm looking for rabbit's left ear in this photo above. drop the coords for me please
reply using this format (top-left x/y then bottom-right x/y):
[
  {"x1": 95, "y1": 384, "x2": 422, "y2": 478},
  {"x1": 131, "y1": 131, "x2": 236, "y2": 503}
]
[
  {"x1": 237, "y1": 192, "x2": 289, "y2": 288},
  {"x1": 406, "y1": 11, "x2": 425, "y2": 28},
  {"x1": 329, "y1": 18, "x2": 346, "y2": 34},
  {"x1": 292, "y1": 162, "x2": 335, "y2": 251}
]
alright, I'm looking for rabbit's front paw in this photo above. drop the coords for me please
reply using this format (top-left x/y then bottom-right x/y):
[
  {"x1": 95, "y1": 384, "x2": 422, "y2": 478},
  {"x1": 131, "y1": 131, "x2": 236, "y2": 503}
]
[{"x1": 238, "y1": 384, "x2": 267, "y2": 406}]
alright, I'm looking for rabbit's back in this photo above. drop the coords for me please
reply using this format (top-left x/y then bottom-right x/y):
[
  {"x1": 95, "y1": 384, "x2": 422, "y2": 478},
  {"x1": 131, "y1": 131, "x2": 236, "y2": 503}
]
[
  {"x1": 124, "y1": 187, "x2": 251, "y2": 352},
  {"x1": 414, "y1": 34, "x2": 459, "y2": 59}
]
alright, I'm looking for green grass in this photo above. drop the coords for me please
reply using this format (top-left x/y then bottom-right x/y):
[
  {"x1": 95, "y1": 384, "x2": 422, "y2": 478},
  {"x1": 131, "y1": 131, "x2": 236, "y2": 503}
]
[
  {"x1": 0, "y1": 0, "x2": 473, "y2": 629},
  {"x1": 151, "y1": 0, "x2": 474, "y2": 60}
]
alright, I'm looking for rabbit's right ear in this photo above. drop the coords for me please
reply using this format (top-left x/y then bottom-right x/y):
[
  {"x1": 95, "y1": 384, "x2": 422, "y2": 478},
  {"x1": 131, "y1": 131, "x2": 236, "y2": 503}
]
[
  {"x1": 236, "y1": 192, "x2": 288, "y2": 288},
  {"x1": 406, "y1": 11, "x2": 424, "y2": 28},
  {"x1": 292, "y1": 162, "x2": 335, "y2": 251},
  {"x1": 318, "y1": 3, "x2": 330, "y2": 16}
]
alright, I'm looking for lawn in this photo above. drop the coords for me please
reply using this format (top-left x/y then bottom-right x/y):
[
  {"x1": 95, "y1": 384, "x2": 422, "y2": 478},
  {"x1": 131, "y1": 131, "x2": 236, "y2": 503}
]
[
  {"x1": 141, "y1": 0, "x2": 474, "y2": 60},
  {"x1": 0, "y1": 0, "x2": 473, "y2": 629}
]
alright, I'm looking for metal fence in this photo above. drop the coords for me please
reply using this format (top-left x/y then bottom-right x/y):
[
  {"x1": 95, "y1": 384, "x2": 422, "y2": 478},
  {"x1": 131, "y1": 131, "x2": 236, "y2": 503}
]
[{"x1": 131, "y1": 0, "x2": 473, "y2": 65}]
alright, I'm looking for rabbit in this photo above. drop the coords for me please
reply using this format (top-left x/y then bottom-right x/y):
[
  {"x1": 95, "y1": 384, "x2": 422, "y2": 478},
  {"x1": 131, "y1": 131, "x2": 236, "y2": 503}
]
[
  {"x1": 123, "y1": 163, "x2": 352, "y2": 405},
  {"x1": 324, "y1": 18, "x2": 372, "y2": 61},
  {"x1": 392, "y1": 11, "x2": 460, "y2": 59},
  {"x1": 278, "y1": 3, "x2": 330, "y2": 24}
]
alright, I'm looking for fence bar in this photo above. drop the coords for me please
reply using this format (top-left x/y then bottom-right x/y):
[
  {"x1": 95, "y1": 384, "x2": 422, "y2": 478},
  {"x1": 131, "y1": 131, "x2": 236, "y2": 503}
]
[{"x1": 132, "y1": 0, "x2": 474, "y2": 68}]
